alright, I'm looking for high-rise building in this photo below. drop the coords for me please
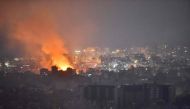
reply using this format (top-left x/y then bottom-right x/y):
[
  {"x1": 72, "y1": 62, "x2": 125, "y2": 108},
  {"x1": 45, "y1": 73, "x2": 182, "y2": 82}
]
[{"x1": 117, "y1": 84, "x2": 175, "y2": 109}]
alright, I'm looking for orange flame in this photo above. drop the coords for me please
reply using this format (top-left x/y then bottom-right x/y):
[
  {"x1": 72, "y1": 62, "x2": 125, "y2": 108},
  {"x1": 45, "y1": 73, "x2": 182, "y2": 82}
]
[{"x1": 10, "y1": 11, "x2": 74, "y2": 71}]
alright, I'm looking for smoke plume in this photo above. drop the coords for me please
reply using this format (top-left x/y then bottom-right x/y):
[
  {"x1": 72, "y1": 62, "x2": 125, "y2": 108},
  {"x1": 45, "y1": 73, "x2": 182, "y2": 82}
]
[
  {"x1": 0, "y1": 1, "x2": 75, "y2": 70},
  {"x1": 14, "y1": 12, "x2": 73, "y2": 70}
]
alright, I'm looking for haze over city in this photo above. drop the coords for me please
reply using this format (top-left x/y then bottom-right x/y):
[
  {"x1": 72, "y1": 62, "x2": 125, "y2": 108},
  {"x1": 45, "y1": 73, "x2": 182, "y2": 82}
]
[
  {"x1": 0, "y1": 0, "x2": 190, "y2": 109},
  {"x1": 0, "y1": 0, "x2": 190, "y2": 56}
]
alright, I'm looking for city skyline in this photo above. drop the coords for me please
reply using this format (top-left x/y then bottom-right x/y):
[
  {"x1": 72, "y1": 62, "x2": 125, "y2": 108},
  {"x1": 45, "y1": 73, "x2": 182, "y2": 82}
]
[{"x1": 0, "y1": 1, "x2": 190, "y2": 108}]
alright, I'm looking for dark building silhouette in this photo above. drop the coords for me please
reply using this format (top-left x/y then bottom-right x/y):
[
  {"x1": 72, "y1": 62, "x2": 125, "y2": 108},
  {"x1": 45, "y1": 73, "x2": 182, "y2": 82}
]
[
  {"x1": 84, "y1": 85, "x2": 115, "y2": 109},
  {"x1": 117, "y1": 84, "x2": 175, "y2": 109},
  {"x1": 40, "y1": 68, "x2": 49, "y2": 76},
  {"x1": 83, "y1": 84, "x2": 175, "y2": 109},
  {"x1": 51, "y1": 66, "x2": 58, "y2": 73}
]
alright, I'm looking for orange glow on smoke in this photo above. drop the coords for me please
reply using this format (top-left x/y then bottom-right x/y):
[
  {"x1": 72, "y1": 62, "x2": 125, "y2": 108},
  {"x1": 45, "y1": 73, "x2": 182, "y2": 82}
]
[
  {"x1": 10, "y1": 11, "x2": 74, "y2": 71},
  {"x1": 41, "y1": 36, "x2": 74, "y2": 71},
  {"x1": 40, "y1": 38, "x2": 74, "y2": 71}
]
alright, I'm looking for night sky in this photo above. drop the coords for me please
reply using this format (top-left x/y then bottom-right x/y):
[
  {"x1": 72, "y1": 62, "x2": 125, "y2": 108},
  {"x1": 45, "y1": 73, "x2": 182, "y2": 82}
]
[{"x1": 0, "y1": 0, "x2": 190, "y2": 56}]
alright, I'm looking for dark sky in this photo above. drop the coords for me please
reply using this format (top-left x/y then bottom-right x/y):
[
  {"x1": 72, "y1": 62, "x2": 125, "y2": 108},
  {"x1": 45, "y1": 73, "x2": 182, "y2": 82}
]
[
  {"x1": 0, "y1": 0, "x2": 190, "y2": 56},
  {"x1": 82, "y1": 0, "x2": 190, "y2": 48}
]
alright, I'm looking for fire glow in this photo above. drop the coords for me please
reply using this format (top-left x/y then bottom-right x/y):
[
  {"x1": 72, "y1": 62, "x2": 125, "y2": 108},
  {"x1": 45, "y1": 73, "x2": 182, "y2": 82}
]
[{"x1": 10, "y1": 11, "x2": 74, "y2": 71}]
